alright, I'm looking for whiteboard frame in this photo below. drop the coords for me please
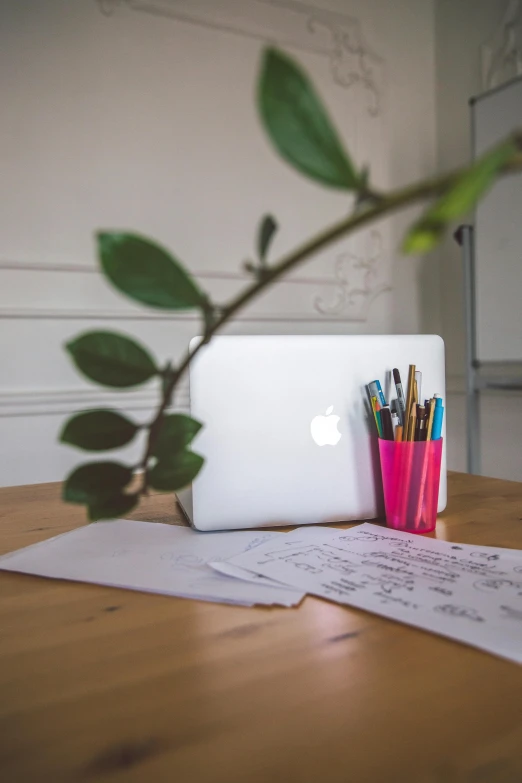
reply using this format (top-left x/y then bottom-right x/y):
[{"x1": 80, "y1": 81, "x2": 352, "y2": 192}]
[{"x1": 462, "y1": 74, "x2": 522, "y2": 474}]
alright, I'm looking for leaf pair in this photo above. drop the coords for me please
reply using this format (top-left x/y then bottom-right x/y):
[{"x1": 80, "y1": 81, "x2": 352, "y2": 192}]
[
  {"x1": 149, "y1": 414, "x2": 203, "y2": 492},
  {"x1": 63, "y1": 462, "x2": 137, "y2": 522},
  {"x1": 63, "y1": 414, "x2": 203, "y2": 521}
]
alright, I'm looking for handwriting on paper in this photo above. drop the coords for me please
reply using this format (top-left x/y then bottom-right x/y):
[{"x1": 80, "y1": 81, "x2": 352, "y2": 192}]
[{"x1": 227, "y1": 523, "x2": 522, "y2": 664}]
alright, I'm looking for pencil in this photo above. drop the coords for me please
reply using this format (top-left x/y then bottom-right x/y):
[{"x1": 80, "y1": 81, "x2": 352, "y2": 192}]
[
  {"x1": 395, "y1": 425, "x2": 403, "y2": 442},
  {"x1": 426, "y1": 397, "x2": 436, "y2": 440},
  {"x1": 407, "y1": 401, "x2": 416, "y2": 442},
  {"x1": 404, "y1": 365, "x2": 416, "y2": 440}
]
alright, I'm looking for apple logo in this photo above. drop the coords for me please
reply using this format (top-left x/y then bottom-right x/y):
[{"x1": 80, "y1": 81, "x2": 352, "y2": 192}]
[{"x1": 310, "y1": 406, "x2": 342, "y2": 446}]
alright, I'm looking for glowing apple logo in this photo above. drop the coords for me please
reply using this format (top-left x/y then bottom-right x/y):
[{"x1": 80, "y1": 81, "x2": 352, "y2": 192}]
[{"x1": 310, "y1": 406, "x2": 341, "y2": 446}]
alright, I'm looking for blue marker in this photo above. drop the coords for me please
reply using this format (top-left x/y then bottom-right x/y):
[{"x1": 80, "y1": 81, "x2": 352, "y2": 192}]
[
  {"x1": 431, "y1": 395, "x2": 444, "y2": 440},
  {"x1": 369, "y1": 379, "x2": 386, "y2": 407}
]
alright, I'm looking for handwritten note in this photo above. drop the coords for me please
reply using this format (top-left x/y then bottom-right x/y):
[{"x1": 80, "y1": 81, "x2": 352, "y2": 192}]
[
  {"x1": 0, "y1": 520, "x2": 305, "y2": 607},
  {"x1": 210, "y1": 525, "x2": 341, "y2": 586},
  {"x1": 226, "y1": 523, "x2": 522, "y2": 663}
]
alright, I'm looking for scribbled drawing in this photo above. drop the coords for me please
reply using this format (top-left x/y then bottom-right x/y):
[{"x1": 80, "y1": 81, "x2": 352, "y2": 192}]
[
  {"x1": 339, "y1": 532, "x2": 387, "y2": 542},
  {"x1": 363, "y1": 573, "x2": 415, "y2": 594},
  {"x1": 500, "y1": 605, "x2": 522, "y2": 621},
  {"x1": 470, "y1": 551, "x2": 500, "y2": 562},
  {"x1": 429, "y1": 586, "x2": 453, "y2": 597},
  {"x1": 374, "y1": 593, "x2": 418, "y2": 609},
  {"x1": 451, "y1": 545, "x2": 463, "y2": 550},
  {"x1": 434, "y1": 605, "x2": 485, "y2": 623},
  {"x1": 256, "y1": 544, "x2": 319, "y2": 564},
  {"x1": 111, "y1": 548, "x2": 130, "y2": 557},
  {"x1": 293, "y1": 562, "x2": 323, "y2": 574},
  {"x1": 317, "y1": 548, "x2": 359, "y2": 566},
  {"x1": 161, "y1": 553, "x2": 205, "y2": 570},
  {"x1": 244, "y1": 535, "x2": 273, "y2": 551},
  {"x1": 326, "y1": 562, "x2": 357, "y2": 577},
  {"x1": 174, "y1": 554, "x2": 204, "y2": 566},
  {"x1": 513, "y1": 565, "x2": 522, "y2": 574},
  {"x1": 473, "y1": 578, "x2": 518, "y2": 592}
]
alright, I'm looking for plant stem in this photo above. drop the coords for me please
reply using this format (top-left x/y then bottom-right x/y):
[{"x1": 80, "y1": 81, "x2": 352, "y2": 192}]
[{"x1": 140, "y1": 149, "x2": 522, "y2": 490}]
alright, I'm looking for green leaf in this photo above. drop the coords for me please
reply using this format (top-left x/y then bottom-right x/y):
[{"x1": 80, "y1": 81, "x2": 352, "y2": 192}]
[
  {"x1": 403, "y1": 138, "x2": 517, "y2": 254},
  {"x1": 88, "y1": 492, "x2": 139, "y2": 522},
  {"x1": 149, "y1": 450, "x2": 204, "y2": 492},
  {"x1": 61, "y1": 410, "x2": 139, "y2": 451},
  {"x1": 151, "y1": 414, "x2": 203, "y2": 460},
  {"x1": 258, "y1": 47, "x2": 360, "y2": 190},
  {"x1": 66, "y1": 331, "x2": 158, "y2": 388},
  {"x1": 98, "y1": 232, "x2": 207, "y2": 310},
  {"x1": 402, "y1": 222, "x2": 445, "y2": 254},
  {"x1": 63, "y1": 462, "x2": 133, "y2": 505},
  {"x1": 257, "y1": 214, "x2": 278, "y2": 263}
]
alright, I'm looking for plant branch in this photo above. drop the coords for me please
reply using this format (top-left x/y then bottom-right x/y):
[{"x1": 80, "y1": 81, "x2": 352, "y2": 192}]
[{"x1": 139, "y1": 148, "x2": 522, "y2": 491}]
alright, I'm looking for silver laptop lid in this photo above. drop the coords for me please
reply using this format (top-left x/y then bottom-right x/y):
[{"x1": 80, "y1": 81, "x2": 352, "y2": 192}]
[{"x1": 178, "y1": 334, "x2": 446, "y2": 531}]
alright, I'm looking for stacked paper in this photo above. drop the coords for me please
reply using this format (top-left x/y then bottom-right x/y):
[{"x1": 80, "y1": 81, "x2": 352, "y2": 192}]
[
  {"x1": 0, "y1": 520, "x2": 305, "y2": 607},
  {"x1": 2, "y1": 520, "x2": 522, "y2": 664},
  {"x1": 220, "y1": 523, "x2": 522, "y2": 664}
]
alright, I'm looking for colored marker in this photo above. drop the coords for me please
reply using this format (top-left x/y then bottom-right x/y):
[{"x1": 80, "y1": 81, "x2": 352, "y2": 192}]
[
  {"x1": 392, "y1": 368, "x2": 406, "y2": 426},
  {"x1": 369, "y1": 380, "x2": 386, "y2": 407},
  {"x1": 370, "y1": 395, "x2": 382, "y2": 437},
  {"x1": 380, "y1": 405, "x2": 394, "y2": 440}
]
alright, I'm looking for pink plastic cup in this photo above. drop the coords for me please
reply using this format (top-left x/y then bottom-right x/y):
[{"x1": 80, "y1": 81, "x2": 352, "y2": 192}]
[{"x1": 378, "y1": 438, "x2": 443, "y2": 534}]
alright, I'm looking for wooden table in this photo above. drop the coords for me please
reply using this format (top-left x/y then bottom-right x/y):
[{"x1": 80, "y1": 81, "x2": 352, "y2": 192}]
[{"x1": 1, "y1": 473, "x2": 522, "y2": 783}]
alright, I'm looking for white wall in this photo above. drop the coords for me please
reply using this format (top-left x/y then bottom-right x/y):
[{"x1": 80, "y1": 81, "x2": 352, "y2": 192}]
[
  {"x1": 0, "y1": 0, "x2": 437, "y2": 486},
  {"x1": 434, "y1": 0, "x2": 522, "y2": 479}
]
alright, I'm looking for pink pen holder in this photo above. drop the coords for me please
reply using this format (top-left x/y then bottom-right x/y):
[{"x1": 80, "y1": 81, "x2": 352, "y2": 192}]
[{"x1": 378, "y1": 438, "x2": 443, "y2": 534}]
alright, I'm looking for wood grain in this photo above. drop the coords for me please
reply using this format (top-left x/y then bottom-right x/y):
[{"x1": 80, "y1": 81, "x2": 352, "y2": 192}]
[{"x1": 1, "y1": 473, "x2": 522, "y2": 782}]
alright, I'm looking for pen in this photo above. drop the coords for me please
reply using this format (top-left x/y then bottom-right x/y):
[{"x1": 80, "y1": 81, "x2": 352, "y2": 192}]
[
  {"x1": 391, "y1": 410, "x2": 400, "y2": 437},
  {"x1": 380, "y1": 405, "x2": 394, "y2": 440},
  {"x1": 392, "y1": 368, "x2": 406, "y2": 426},
  {"x1": 415, "y1": 405, "x2": 426, "y2": 441}
]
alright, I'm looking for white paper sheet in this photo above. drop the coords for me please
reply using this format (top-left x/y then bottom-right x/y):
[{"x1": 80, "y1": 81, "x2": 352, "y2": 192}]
[
  {"x1": 226, "y1": 523, "x2": 522, "y2": 663},
  {"x1": 209, "y1": 525, "x2": 341, "y2": 587},
  {"x1": 0, "y1": 520, "x2": 305, "y2": 607}
]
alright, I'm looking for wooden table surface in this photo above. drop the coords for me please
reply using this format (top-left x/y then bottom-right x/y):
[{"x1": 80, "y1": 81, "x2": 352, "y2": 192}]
[{"x1": 1, "y1": 472, "x2": 522, "y2": 783}]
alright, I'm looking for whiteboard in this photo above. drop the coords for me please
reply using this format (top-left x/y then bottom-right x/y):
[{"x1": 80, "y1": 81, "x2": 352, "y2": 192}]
[{"x1": 472, "y1": 76, "x2": 522, "y2": 362}]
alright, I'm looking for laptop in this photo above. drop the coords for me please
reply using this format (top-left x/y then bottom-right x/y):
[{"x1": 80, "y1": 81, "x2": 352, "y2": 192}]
[{"x1": 177, "y1": 334, "x2": 447, "y2": 531}]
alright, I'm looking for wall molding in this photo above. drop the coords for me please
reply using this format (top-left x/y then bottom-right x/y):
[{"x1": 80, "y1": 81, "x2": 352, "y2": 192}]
[
  {"x1": 0, "y1": 306, "x2": 378, "y2": 322},
  {"x1": 3, "y1": 376, "x2": 519, "y2": 419},
  {"x1": 95, "y1": 0, "x2": 385, "y2": 115},
  {"x1": 0, "y1": 386, "x2": 189, "y2": 418},
  {"x1": 481, "y1": 0, "x2": 522, "y2": 90},
  {"x1": 0, "y1": 232, "x2": 391, "y2": 322}
]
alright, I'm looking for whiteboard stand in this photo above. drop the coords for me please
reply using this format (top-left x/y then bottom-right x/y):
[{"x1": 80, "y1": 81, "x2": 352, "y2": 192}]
[
  {"x1": 456, "y1": 225, "x2": 481, "y2": 475},
  {"x1": 456, "y1": 224, "x2": 522, "y2": 475}
]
